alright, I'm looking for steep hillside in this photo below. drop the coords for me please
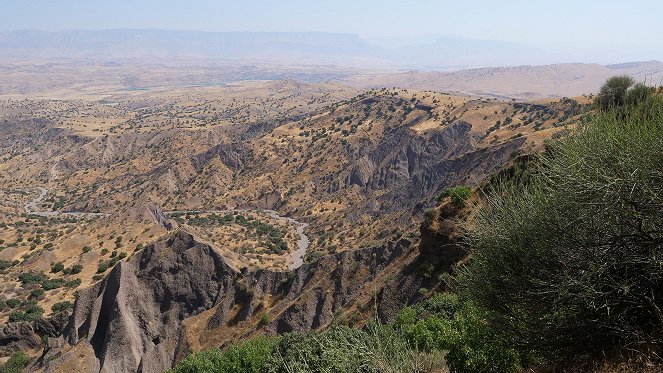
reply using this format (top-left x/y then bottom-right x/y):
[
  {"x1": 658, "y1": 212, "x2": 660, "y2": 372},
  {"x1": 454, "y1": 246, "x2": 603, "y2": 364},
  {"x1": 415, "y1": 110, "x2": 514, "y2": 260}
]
[
  {"x1": 38, "y1": 228, "x2": 453, "y2": 372},
  {"x1": 0, "y1": 83, "x2": 588, "y2": 329}
]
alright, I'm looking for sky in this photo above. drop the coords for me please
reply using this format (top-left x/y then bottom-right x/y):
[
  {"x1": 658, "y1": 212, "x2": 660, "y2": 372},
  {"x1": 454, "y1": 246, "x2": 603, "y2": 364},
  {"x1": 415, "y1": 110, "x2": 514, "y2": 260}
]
[
  {"x1": 1, "y1": 0, "x2": 661, "y2": 64},
  {"x1": 2, "y1": 0, "x2": 661, "y2": 46}
]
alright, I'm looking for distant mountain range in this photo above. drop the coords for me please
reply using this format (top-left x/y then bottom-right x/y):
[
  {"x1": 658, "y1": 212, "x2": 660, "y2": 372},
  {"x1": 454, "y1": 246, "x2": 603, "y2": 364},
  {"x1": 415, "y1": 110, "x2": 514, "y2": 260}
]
[
  {"x1": 344, "y1": 60, "x2": 663, "y2": 98},
  {"x1": 1, "y1": 29, "x2": 652, "y2": 70}
]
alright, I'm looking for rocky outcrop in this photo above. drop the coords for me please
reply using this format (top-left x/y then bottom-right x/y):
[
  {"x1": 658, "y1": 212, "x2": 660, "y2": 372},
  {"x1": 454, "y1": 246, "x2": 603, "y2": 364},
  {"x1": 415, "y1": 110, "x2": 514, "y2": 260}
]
[
  {"x1": 0, "y1": 313, "x2": 69, "y2": 357},
  {"x1": 41, "y1": 228, "x2": 456, "y2": 373},
  {"x1": 190, "y1": 143, "x2": 244, "y2": 173},
  {"x1": 43, "y1": 231, "x2": 238, "y2": 373},
  {"x1": 328, "y1": 120, "x2": 524, "y2": 213},
  {"x1": 145, "y1": 203, "x2": 174, "y2": 230}
]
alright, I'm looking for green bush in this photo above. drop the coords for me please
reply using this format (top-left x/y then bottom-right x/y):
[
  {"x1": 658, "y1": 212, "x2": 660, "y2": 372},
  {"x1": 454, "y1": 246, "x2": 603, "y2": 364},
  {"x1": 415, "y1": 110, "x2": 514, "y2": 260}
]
[
  {"x1": 65, "y1": 278, "x2": 82, "y2": 288},
  {"x1": 168, "y1": 336, "x2": 278, "y2": 373},
  {"x1": 18, "y1": 272, "x2": 45, "y2": 286},
  {"x1": 52, "y1": 301, "x2": 74, "y2": 314},
  {"x1": 258, "y1": 312, "x2": 271, "y2": 326},
  {"x1": 594, "y1": 75, "x2": 634, "y2": 110},
  {"x1": 68, "y1": 264, "x2": 83, "y2": 274},
  {"x1": 626, "y1": 83, "x2": 652, "y2": 107},
  {"x1": 23, "y1": 304, "x2": 44, "y2": 320},
  {"x1": 265, "y1": 322, "x2": 439, "y2": 373},
  {"x1": 594, "y1": 76, "x2": 652, "y2": 112},
  {"x1": 6, "y1": 299, "x2": 20, "y2": 309},
  {"x1": 459, "y1": 96, "x2": 663, "y2": 361},
  {"x1": 0, "y1": 351, "x2": 29, "y2": 373},
  {"x1": 29, "y1": 289, "x2": 44, "y2": 299},
  {"x1": 438, "y1": 186, "x2": 472, "y2": 205},
  {"x1": 394, "y1": 293, "x2": 519, "y2": 373},
  {"x1": 50, "y1": 262, "x2": 64, "y2": 273},
  {"x1": 171, "y1": 321, "x2": 444, "y2": 373},
  {"x1": 41, "y1": 278, "x2": 64, "y2": 290},
  {"x1": 8, "y1": 311, "x2": 26, "y2": 322}
]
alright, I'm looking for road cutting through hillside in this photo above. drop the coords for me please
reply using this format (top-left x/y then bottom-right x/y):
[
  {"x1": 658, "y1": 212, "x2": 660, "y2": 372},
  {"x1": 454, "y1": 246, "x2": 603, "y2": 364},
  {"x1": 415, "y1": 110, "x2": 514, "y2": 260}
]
[
  {"x1": 164, "y1": 209, "x2": 310, "y2": 270},
  {"x1": 24, "y1": 187, "x2": 107, "y2": 218}
]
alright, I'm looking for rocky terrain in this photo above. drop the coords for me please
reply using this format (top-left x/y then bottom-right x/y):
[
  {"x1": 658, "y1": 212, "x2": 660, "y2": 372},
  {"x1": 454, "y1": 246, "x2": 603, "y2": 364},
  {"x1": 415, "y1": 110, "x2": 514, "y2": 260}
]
[
  {"x1": 0, "y1": 78, "x2": 591, "y2": 371},
  {"x1": 38, "y1": 218, "x2": 460, "y2": 373}
]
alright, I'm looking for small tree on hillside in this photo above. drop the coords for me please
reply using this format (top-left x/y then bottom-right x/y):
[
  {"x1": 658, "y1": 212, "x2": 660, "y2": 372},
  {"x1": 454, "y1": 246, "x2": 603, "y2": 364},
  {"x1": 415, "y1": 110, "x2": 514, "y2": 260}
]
[{"x1": 594, "y1": 75, "x2": 634, "y2": 110}]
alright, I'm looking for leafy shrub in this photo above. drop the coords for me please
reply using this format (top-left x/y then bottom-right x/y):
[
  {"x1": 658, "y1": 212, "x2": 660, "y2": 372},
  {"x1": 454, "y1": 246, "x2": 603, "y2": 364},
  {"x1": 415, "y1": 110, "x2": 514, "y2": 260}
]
[
  {"x1": 50, "y1": 262, "x2": 64, "y2": 273},
  {"x1": 0, "y1": 351, "x2": 29, "y2": 373},
  {"x1": 65, "y1": 278, "x2": 82, "y2": 288},
  {"x1": 171, "y1": 321, "x2": 444, "y2": 373},
  {"x1": 18, "y1": 272, "x2": 45, "y2": 286},
  {"x1": 459, "y1": 96, "x2": 663, "y2": 362},
  {"x1": 29, "y1": 289, "x2": 44, "y2": 299},
  {"x1": 594, "y1": 76, "x2": 652, "y2": 112},
  {"x1": 8, "y1": 311, "x2": 27, "y2": 322},
  {"x1": 0, "y1": 260, "x2": 14, "y2": 271},
  {"x1": 52, "y1": 301, "x2": 74, "y2": 314},
  {"x1": 264, "y1": 322, "x2": 439, "y2": 373},
  {"x1": 626, "y1": 83, "x2": 652, "y2": 107},
  {"x1": 394, "y1": 293, "x2": 519, "y2": 373},
  {"x1": 23, "y1": 304, "x2": 44, "y2": 320},
  {"x1": 594, "y1": 75, "x2": 634, "y2": 110},
  {"x1": 438, "y1": 186, "x2": 472, "y2": 205},
  {"x1": 68, "y1": 264, "x2": 83, "y2": 274},
  {"x1": 5, "y1": 299, "x2": 20, "y2": 308},
  {"x1": 41, "y1": 278, "x2": 64, "y2": 290},
  {"x1": 258, "y1": 312, "x2": 271, "y2": 326},
  {"x1": 96, "y1": 262, "x2": 108, "y2": 273},
  {"x1": 168, "y1": 336, "x2": 278, "y2": 373}
]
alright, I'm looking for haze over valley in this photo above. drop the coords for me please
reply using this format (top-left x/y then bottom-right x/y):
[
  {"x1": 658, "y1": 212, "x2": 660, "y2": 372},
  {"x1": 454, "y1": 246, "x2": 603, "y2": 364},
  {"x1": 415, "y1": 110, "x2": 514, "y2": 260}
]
[{"x1": 0, "y1": 1, "x2": 662, "y2": 372}]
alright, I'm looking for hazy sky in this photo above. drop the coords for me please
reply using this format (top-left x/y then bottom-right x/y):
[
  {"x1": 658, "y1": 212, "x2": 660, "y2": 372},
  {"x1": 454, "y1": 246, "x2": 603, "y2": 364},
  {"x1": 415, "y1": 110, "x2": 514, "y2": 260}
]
[{"x1": 2, "y1": 0, "x2": 661, "y2": 46}]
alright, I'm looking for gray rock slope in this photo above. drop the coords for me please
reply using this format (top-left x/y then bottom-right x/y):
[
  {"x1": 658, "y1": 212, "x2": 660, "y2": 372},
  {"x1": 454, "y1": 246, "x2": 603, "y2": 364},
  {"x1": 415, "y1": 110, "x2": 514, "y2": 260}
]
[{"x1": 42, "y1": 228, "x2": 456, "y2": 373}]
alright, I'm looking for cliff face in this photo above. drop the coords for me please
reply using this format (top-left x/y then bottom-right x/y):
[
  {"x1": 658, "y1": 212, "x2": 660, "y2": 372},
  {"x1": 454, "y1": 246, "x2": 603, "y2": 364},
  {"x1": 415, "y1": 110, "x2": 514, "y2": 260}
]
[
  {"x1": 328, "y1": 120, "x2": 525, "y2": 214},
  {"x1": 44, "y1": 231, "x2": 236, "y2": 373},
  {"x1": 41, "y1": 227, "x2": 463, "y2": 373}
]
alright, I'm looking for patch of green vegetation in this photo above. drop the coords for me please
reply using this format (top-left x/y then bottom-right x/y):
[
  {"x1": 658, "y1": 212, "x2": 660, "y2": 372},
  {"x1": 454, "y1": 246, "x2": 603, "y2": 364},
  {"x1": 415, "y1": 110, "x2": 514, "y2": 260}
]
[
  {"x1": 51, "y1": 301, "x2": 74, "y2": 314},
  {"x1": 50, "y1": 262, "x2": 64, "y2": 273},
  {"x1": 438, "y1": 185, "x2": 472, "y2": 205},
  {"x1": 168, "y1": 336, "x2": 278, "y2": 373},
  {"x1": 459, "y1": 94, "x2": 663, "y2": 364},
  {"x1": 0, "y1": 351, "x2": 29, "y2": 373}
]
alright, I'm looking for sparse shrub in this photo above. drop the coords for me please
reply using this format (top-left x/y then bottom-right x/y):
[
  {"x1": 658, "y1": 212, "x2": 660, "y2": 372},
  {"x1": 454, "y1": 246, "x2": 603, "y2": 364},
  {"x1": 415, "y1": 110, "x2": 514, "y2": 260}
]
[
  {"x1": 258, "y1": 312, "x2": 271, "y2": 326},
  {"x1": 68, "y1": 264, "x2": 83, "y2": 274},
  {"x1": 96, "y1": 262, "x2": 108, "y2": 273},
  {"x1": 438, "y1": 185, "x2": 472, "y2": 205},
  {"x1": 168, "y1": 336, "x2": 278, "y2": 373},
  {"x1": 8, "y1": 311, "x2": 26, "y2": 322},
  {"x1": 50, "y1": 262, "x2": 64, "y2": 273},
  {"x1": 51, "y1": 301, "x2": 73, "y2": 314},
  {"x1": 18, "y1": 272, "x2": 45, "y2": 286},
  {"x1": 65, "y1": 278, "x2": 82, "y2": 288},
  {"x1": 423, "y1": 208, "x2": 435, "y2": 226},
  {"x1": 41, "y1": 278, "x2": 64, "y2": 290},
  {"x1": 459, "y1": 96, "x2": 663, "y2": 363},
  {"x1": 593, "y1": 75, "x2": 652, "y2": 111},
  {"x1": 394, "y1": 293, "x2": 519, "y2": 373},
  {"x1": 0, "y1": 351, "x2": 29, "y2": 373},
  {"x1": 29, "y1": 289, "x2": 44, "y2": 299}
]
